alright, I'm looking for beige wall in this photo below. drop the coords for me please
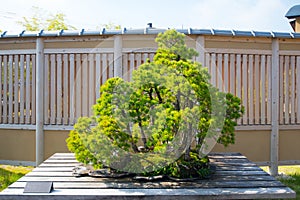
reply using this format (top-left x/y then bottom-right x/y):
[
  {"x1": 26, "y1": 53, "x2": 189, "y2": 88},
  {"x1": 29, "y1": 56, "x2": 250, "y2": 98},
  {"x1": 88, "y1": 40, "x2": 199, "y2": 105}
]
[
  {"x1": 0, "y1": 129, "x2": 70, "y2": 162},
  {"x1": 0, "y1": 129, "x2": 300, "y2": 164}
]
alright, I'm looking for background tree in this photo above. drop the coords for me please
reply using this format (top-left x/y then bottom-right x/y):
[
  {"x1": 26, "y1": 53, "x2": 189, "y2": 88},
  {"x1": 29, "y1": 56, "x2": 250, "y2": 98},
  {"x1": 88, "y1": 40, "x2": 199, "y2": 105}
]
[{"x1": 17, "y1": 6, "x2": 76, "y2": 31}]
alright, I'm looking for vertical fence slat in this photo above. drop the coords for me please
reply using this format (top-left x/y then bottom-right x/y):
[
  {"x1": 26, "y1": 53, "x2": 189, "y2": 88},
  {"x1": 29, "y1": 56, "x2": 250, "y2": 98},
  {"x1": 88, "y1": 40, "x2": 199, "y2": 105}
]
[
  {"x1": 31, "y1": 55, "x2": 36, "y2": 124},
  {"x1": 291, "y1": 56, "x2": 295, "y2": 124},
  {"x1": 248, "y1": 55, "x2": 254, "y2": 125},
  {"x1": 56, "y1": 54, "x2": 62, "y2": 124},
  {"x1": 2, "y1": 56, "x2": 7, "y2": 123},
  {"x1": 75, "y1": 54, "x2": 82, "y2": 119},
  {"x1": 135, "y1": 53, "x2": 141, "y2": 70},
  {"x1": 8, "y1": 55, "x2": 13, "y2": 124},
  {"x1": 284, "y1": 56, "x2": 289, "y2": 124},
  {"x1": 122, "y1": 53, "x2": 128, "y2": 81},
  {"x1": 267, "y1": 55, "x2": 272, "y2": 124},
  {"x1": 242, "y1": 55, "x2": 248, "y2": 125},
  {"x1": 13, "y1": 55, "x2": 19, "y2": 124},
  {"x1": 229, "y1": 54, "x2": 235, "y2": 95},
  {"x1": 101, "y1": 54, "x2": 108, "y2": 86},
  {"x1": 95, "y1": 54, "x2": 101, "y2": 100},
  {"x1": 69, "y1": 54, "x2": 75, "y2": 124},
  {"x1": 260, "y1": 55, "x2": 266, "y2": 125},
  {"x1": 108, "y1": 53, "x2": 114, "y2": 79},
  {"x1": 63, "y1": 54, "x2": 69, "y2": 125},
  {"x1": 224, "y1": 54, "x2": 229, "y2": 92},
  {"x1": 211, "y1": 53, "x2": 216, "y2": 86},
  {"x1": 88, "y1": 54, "x2": 95, "y2": 117},
  {"x1": 50, "y1": 54, "x2": 56, "y2": 124},
  {"x1": 0, "y1": 56, "x2": 2, "y2": 123},
  {"x1": 19, "y1": 55, "x2": 25, "y2": 124},
  {"x1": 82, "y1": 54, "x2": 88, "y2": 117},
  {"x1": 297, "y1": 56, "x2": 300, "y2": 124},
  {"x1": 236, "y1": 54, "x2": 242, "y2": 125},
  {"x1": 129, "y1": 53, "x2": 134, "y2": 81},
  {"x1": 217, "y1": 53, "x2": 223, "y2": 91},
  {"x1": 44, "y1": 54, "x2": 49, "y2": 124},
  {"x1": 279, "y1": 56, "x2": 284, "y2": 124},
  {"x1": 254, "y1": 55, "x2": 260, "y2": 124},
  {"x1": 25, "y1": 55, "x2": 30, "y2": 124}
]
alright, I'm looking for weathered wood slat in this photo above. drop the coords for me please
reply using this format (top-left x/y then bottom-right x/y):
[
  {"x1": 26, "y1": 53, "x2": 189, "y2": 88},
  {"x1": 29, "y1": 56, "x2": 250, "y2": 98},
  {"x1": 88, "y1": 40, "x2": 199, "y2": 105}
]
[
  {"x1": 242, "y1": 54, "x2": 248, "y2": 125},
  {"x1": 260, "y1": 55, "x2": 266, "y2": 124},
  {"x1": 8, "y1": 55, "x2": 13, "y2": 124},
  {"x1": 2, "y1": 56, "x2": 8, "y2": 123},
  {"x1": 44, "y1": 54, "x2": 49, "y2": 124},
  {"x1": 1, "y1": 153, "x2": 295, "y2": 200},
  {"x1": 0, "y1": 187, "x2": 295, "y2": 200},
  {"x1": 19, "y1": 55, "x2": 25, "y2": 124},
  {"x1": 267, "y1": 55, "x2": 272, "y2": 124},
  {"x1": 13, "y1": 55, "x2": 19, "y2": 124},
  {"x1": 17, "y1": 174, "x2": 277, "y2": 183},
  {"x1": 9, "y1": 180, "x2": 285, "y2": 189}
]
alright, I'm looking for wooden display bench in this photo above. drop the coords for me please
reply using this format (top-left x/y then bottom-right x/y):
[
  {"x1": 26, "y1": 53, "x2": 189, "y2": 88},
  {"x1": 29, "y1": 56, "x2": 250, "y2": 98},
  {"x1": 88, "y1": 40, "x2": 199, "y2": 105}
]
[{"x1": 0, "y1": 152, "x2": 296, "y2": 199}]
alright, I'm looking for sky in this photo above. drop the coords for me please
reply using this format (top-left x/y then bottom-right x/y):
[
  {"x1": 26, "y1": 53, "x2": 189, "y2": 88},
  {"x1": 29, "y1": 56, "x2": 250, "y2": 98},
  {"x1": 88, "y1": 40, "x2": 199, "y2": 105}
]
[{"x1": 0, "y1": 0, "x2": 299, "y2": 33}]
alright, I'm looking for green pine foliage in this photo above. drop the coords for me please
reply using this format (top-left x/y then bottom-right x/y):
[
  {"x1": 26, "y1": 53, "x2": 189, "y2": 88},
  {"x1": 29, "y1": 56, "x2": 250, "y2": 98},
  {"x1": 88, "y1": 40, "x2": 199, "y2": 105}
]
[{"x1": 66, "y1": 30, "x2": 244, "y2": 178}]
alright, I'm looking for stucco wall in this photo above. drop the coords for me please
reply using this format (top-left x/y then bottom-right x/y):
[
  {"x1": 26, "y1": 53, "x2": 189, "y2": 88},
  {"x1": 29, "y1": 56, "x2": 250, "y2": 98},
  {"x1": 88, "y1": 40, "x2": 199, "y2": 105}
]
[{"x1": 0, "y1": 129, "x2": 299, "y2": 165}]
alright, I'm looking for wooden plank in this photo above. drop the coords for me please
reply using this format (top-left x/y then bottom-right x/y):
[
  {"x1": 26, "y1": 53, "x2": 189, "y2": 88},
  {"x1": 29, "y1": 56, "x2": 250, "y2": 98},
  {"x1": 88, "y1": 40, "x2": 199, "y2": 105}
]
[
  {"x1": 63, "y1": 54, "x2": 69, "y2": 125},
  {"x1": 211, "y1": 53, "x2": 217, "y2": 87},
  {"x1": 297, "y1": 56, "x2": 300, "y2": 123},
  {"x1": 260, "y1": 55, "x2": 266, "y2": 124},
  {"x1": 56, "y1": 54, "x2": 63, "y2": 124},
  {"x1": 229, "y1": 54, "x2": 235, "y2": 94},
  {"x1": 242, "y1": 54, "x2": 248, "y2": 125},
  {"x1": 88, "y1": 54, "x2": 95, "y2": 116},
  {"x1": 101, "y1": 54, "x2": 107, "y2": 85},
  {"x1": 108, "y1": 53, "x2": 114, "y2": 78},
  {"x1": 31, "y1": 55, "x2": 36, "y2": 124},
  {"x1": 0, "y1": 187, "x2": 295, "y2": 199},
  {"x1": 95, "y1": 54, "x2": 101, "y2": 99},
  {"x1": 44, "y1": 54, "x2": 49, "y2": 124},
  {"x1": 8, "y1": 180, "x2": 284, "y2": 189},
  {"x1": 129, "y1": 53, "x2": 134, "y2": 81},
  {"x1": 236, "y1": 54, "x2": 242, "y2": 125},
  {"x1": 284, "y1": 56, "x2": 289, "y2": 124},
  {"x1": 25, "y1": 55, "x2": 31, "y2": 124},
  {"x1": 8, "y1": 55, "x2": 13, "y2": 124},
  {"x1": 69, "y1": 54, "x2": 75, "y2": 124},
  {"x1": 267, "y1": 55, "x2": 272, "y2": 124},
  {"x1": 75, "y1": 54, "x2": 82, "y2": 119},
  {"x1": 0, "y1": 56, "x2": 2, "y2": 123},
  {"x1": 279, "y1": 55, "x2": 284, "y2": 124},
  {"x1": 248, "y1": 54, "x2": 254, "y2": 125},
  {"x1": 13, "y1": 55, "x2": 19, "y2": 124},
  {"x1": 290, "y1": 56, "x2": 296, "y2": 124},
  {"x1": 82, "y1": 54, "x2": 88, "y2": 117},
  {"x1": 224, "y1": 54, "x2": 229, "y2": 92},
  {"x1": 254, "y1": 55, "x2": 260, "y2": 124},
  {"x1": 19, "y1": 55, "x2": 25, "y2": 124},
  {"x1": 122, "y1": 53, "x2": 128, "y2": 81},
  {"x1": 50, "y1": 54, "x2": 56, "y2": 124},
  {"x1": 135, "y1": 53, "x2": 141, "y2": 70},
  {"x1": 217, "y1": 53, "x2": 223, "y2": 91}
]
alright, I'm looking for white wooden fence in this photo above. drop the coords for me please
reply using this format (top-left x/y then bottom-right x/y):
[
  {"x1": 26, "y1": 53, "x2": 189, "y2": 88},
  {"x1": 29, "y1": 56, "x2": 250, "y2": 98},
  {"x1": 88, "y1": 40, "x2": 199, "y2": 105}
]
[
  {"x1": 0, "y1": 34, "x2": 300, "y2": 174},
  {"x1": 1, "y1": 47, "x2": 299, "y2": 127}
]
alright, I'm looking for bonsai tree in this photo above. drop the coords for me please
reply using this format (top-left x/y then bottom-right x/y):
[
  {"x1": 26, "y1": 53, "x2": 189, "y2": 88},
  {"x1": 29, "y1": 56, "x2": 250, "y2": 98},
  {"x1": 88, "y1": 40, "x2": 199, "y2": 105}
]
[{"x1": 67, "y1": 30, "x2": 244, "y2": 179}]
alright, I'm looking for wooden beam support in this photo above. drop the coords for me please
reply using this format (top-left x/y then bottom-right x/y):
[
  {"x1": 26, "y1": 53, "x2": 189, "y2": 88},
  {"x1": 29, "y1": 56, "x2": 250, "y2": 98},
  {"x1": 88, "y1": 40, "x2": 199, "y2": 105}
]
[
  {"x1": 114, "y1": 35, "x2": 123, "y2": 78},
  {"x1": 36, "y1": 38, "x2": 45, "y2": 166},
  {"x1": 270, "y1": 38, "x2": 279, "y2": 176}
]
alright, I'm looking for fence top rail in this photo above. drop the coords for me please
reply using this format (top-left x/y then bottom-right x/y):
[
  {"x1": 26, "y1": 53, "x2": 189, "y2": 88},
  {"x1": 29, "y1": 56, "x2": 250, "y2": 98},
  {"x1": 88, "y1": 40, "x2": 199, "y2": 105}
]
[{"x1": 1, "y1": 28, "x2": 300, "y2": 39}]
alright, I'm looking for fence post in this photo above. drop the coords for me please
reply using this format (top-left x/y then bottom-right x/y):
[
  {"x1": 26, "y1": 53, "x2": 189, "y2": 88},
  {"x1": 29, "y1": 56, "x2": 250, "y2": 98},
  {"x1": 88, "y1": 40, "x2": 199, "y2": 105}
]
[
  {"x1": 36, "y1": 38, "x2": 45, "y2": 166},
  {"x1": 196, "y1": 36, "x2": 205, "y2": 65},
  {"x1": 114, "y1": 35, "x2": 123, "y2": 78},
  {"x1": 270, "y1": 38, "x2": 279, "y2": 176}
]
